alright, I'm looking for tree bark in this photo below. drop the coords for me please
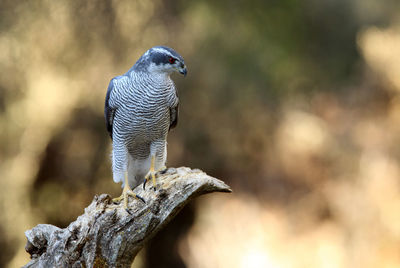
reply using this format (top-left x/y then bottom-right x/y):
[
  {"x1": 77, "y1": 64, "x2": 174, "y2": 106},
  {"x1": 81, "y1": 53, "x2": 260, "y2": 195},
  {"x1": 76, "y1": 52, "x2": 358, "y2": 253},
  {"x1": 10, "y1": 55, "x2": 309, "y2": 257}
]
[{"x1": 23, "y1": 167, "x2": 231, "y2": 268}]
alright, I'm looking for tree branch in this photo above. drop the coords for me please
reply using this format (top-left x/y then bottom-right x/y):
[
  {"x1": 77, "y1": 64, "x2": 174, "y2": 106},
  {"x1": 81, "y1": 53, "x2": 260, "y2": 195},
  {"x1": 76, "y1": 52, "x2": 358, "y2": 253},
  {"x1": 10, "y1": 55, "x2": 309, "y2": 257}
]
[{"x1": 23, "y1": 167, "x2": 231, "y2": 268}]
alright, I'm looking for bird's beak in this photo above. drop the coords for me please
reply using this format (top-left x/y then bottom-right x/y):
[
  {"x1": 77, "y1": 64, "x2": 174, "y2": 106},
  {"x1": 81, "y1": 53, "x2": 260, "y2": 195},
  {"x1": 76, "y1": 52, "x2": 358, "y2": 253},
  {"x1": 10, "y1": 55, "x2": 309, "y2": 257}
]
[{"x1": 179, "y1": 65, "x2": 187, "y2": 77}]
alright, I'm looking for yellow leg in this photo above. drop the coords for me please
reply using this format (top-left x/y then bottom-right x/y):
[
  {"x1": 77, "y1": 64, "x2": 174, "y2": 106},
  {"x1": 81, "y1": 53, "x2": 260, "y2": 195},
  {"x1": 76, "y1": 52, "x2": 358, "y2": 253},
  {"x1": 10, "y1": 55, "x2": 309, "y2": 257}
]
[
  {"x1": 144, "y1": 156, "x2": 158, "y2": 190},
  {"x1": 113, "y1": 173, "x2": 145, "y2": 208}
]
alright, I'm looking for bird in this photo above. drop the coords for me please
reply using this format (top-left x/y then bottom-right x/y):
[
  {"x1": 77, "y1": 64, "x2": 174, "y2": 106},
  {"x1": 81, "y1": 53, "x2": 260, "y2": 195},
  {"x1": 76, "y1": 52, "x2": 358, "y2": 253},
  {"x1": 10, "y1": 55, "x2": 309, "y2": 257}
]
[{"x1": 104, "y1": 46, "x2": 187, "y2": 208}]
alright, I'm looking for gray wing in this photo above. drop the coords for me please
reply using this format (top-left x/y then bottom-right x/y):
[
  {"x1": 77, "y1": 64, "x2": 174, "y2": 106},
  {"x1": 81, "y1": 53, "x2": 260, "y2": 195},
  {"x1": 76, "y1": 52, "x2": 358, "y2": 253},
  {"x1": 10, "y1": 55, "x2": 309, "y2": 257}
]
[
  {"x1": 169, "y1": 102, "x2": 179, "y2": 130},
  {"x1": 104, "y1": 78, "x2": 116, "y2": 139}
]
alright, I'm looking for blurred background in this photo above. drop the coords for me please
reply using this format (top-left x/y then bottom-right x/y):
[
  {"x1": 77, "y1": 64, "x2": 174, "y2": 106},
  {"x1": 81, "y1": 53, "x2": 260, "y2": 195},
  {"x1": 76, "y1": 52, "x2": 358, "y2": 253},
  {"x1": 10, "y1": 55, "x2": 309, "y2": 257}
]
[{"x1": 1, "y1": 0, "x2": 400, "y2": 267}]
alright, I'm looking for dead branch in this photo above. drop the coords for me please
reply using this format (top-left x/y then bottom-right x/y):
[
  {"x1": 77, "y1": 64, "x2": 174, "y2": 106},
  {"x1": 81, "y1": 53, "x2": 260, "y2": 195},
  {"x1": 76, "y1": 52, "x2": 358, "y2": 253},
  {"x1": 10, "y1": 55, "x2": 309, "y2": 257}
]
[{"x1": 23, "y1": 167, "x2": 231, "y2": 268}]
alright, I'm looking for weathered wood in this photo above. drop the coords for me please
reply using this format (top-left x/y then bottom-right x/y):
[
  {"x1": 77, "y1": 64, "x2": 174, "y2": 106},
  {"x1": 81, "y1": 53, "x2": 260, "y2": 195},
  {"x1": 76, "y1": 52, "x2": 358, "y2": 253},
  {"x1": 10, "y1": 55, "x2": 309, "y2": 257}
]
[{"x1": 23, "y1": 167, "x2": 231, "y2": 268}]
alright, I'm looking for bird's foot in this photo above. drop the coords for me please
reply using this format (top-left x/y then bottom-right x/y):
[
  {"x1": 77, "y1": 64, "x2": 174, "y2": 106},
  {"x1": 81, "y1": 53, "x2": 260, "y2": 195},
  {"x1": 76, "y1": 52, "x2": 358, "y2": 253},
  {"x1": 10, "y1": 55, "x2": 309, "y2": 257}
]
[
  {"x1": 143, "y1": 165, "x2": 166, "y2": 191},
  {"x1": 159, "y1": 166, "x2": 168, "y2": 174},
  {"x1": 143, "y1": 168, "x2": 157, "y2": 191},
  {"x1": 113, "y1": 184, "x2": 145, "y2": 210}
]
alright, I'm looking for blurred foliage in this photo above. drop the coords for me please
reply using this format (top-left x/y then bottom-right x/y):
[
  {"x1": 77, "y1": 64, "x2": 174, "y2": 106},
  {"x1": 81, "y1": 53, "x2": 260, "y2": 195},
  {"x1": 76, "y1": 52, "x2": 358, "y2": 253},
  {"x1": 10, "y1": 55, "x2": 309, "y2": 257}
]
[{"x1": 1, "y1": 0, "x2": 400, "y2": 267}]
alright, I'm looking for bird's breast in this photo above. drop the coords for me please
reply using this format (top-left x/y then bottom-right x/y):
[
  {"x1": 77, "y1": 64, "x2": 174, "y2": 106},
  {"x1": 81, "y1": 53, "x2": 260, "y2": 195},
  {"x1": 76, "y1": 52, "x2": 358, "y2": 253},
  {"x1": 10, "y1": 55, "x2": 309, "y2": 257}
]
[{"x1": 121, "y1": 99, "x2": 170, "y2": 141}]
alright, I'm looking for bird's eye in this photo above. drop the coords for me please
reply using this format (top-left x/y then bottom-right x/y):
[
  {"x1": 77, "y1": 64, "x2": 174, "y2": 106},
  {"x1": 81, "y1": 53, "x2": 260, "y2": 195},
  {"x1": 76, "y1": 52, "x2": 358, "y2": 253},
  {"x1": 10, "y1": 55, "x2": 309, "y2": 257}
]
[{"x1": 169, "y1": 57, "x2": 176, "y2": 64}]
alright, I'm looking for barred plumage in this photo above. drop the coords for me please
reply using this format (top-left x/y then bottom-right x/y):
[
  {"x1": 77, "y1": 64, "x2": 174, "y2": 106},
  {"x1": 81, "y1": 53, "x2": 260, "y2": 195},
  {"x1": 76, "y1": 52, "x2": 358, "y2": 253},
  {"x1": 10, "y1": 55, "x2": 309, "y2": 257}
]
[{"x1": 105, "y1": 46, "x2": 186, "y2": 190}]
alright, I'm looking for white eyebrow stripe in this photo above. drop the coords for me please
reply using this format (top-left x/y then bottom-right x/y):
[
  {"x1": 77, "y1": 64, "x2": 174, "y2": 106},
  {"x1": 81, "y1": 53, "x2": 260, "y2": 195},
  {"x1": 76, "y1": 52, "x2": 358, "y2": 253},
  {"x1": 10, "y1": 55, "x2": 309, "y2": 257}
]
[{"x1": 151, "y1": 47, "x2": 174, "y2": 57}]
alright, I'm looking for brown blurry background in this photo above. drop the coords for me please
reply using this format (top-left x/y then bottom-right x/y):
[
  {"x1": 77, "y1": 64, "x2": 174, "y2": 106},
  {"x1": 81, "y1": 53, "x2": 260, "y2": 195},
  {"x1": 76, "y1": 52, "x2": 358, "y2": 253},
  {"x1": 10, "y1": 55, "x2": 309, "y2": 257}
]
[{"x1": 1, "y1": 0, "x2": 400, "y2": 267}]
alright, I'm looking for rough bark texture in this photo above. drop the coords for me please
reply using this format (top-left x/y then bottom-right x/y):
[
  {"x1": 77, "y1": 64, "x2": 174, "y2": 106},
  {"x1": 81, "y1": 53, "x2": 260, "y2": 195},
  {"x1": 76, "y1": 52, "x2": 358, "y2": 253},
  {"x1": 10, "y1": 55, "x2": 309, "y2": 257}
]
[{"x1": 24, "y1": 167, "x2": 231, "y2": 268}]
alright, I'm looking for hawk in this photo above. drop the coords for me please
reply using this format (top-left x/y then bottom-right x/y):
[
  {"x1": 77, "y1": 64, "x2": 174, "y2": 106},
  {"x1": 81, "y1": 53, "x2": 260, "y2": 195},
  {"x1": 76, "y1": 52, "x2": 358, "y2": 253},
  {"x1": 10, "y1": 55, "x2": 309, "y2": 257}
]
[{"x1": 105, "y1": 46, "x2": 187, "y2": 207}]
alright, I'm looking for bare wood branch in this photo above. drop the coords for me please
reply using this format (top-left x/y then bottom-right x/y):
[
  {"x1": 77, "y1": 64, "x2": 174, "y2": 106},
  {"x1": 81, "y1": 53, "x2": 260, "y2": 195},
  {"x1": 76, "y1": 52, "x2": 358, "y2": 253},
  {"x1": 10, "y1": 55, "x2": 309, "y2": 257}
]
[{"x1": 23, "y1": 167, "x2": 231, "y2": 268}]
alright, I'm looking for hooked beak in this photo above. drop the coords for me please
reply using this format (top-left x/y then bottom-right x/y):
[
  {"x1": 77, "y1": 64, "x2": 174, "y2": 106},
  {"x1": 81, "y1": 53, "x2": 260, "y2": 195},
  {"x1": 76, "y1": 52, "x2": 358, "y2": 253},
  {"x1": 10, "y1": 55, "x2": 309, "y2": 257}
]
[{"x1": 179, "y1": 65, "x2": 187, "y2": 77}]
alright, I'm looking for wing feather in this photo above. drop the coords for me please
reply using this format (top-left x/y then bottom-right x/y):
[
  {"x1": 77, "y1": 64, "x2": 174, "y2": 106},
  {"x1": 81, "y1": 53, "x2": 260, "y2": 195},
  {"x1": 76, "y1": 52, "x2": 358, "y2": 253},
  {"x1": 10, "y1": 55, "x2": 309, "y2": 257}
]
[
  {"x1": 104, "y1": 78, "x2": 116, "y2": 139},
  {"x1": 169, "y1": 102, "x2": 179, "y2": 130}
]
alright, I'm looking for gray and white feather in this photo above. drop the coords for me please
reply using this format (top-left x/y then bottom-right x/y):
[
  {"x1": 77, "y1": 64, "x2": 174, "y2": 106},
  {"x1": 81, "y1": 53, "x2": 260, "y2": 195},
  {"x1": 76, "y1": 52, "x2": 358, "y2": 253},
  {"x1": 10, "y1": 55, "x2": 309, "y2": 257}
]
[{"x1": 105, "y1": 46, "x2": 187, "y2": 189}]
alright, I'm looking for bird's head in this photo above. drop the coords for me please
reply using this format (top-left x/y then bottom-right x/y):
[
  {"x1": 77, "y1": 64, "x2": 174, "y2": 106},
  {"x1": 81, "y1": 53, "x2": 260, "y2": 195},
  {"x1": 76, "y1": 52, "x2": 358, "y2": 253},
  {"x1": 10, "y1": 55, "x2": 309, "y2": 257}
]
[{"x1": 136, "y1": 46, "x2": 187, "y2": 77}]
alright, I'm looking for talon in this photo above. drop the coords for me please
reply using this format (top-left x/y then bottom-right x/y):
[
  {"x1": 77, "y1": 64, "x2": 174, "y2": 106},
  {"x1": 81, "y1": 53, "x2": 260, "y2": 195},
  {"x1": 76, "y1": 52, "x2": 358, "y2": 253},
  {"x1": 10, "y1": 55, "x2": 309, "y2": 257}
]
[
  {"x1": 159, "y1": 166, "x2": 168, "y2": 174},
  {"x1": 125, "y1": 190, "x2": 146, "y2": 205},
  {"x1": 144, "y1": 171, "x2": 157, "y2": 188},
  {"x1": 143, "y1": 175, "x2": 155, "y2": 191},
  {"x1": 114, "y1": 174, "x2": 146, "y2": 209},
  {"x1": 136, "y1": 195, "x2": 146, "y2": 203}
]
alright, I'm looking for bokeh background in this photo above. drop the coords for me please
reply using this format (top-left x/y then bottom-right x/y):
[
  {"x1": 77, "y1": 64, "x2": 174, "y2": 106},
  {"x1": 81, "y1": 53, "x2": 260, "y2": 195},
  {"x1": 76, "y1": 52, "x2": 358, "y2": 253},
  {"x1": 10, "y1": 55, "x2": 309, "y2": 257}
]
[{"x1": 1, "y1": 0, "x2": 400, "y2": 267}]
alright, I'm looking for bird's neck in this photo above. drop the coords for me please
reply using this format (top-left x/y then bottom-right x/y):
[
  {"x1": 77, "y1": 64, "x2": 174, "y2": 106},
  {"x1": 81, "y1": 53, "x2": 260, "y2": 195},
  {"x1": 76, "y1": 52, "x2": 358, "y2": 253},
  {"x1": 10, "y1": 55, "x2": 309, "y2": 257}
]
[{"x1": 148, "y1": 71, "x2": 172, "y2": 83}]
